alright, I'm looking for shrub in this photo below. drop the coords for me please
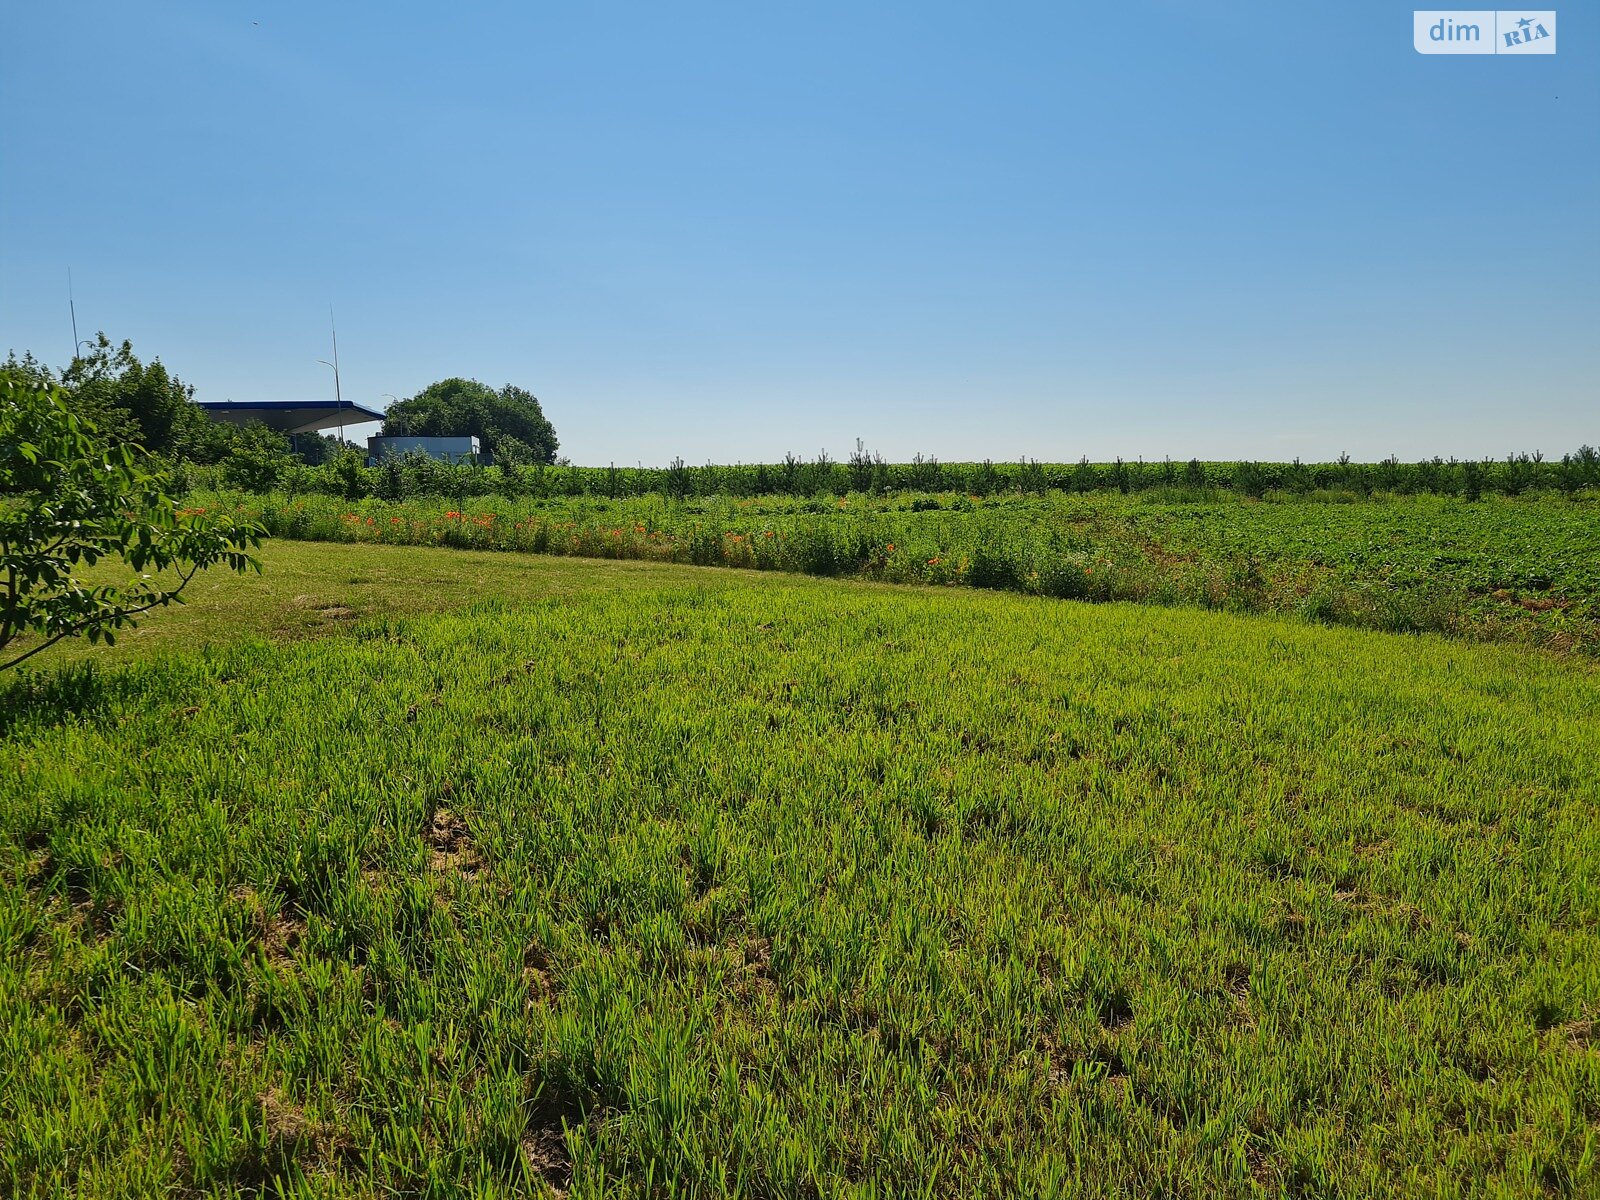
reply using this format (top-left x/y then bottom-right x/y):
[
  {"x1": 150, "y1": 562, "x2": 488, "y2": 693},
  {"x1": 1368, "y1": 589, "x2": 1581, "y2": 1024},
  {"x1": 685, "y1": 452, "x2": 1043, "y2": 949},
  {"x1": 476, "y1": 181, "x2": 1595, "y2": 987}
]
[{"x1": 219, "y1": 422, "x2": 294, "y2": 492}]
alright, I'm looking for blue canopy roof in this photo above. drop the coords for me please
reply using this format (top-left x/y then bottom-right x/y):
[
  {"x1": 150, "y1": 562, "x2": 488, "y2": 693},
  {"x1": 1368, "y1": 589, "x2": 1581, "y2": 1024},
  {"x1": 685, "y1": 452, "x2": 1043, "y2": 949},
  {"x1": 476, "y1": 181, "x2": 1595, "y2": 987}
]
[{"x1": 197, "y1": 399, "x2": 386, "y2": 434}]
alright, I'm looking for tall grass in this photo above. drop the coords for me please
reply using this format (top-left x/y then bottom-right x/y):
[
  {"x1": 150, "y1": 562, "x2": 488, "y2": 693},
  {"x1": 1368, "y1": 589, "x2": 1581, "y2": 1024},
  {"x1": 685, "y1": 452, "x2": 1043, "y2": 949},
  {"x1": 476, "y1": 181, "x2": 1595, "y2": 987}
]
[{"x1": 193, "y1": 489, "x2": 1600, "y2": 655}]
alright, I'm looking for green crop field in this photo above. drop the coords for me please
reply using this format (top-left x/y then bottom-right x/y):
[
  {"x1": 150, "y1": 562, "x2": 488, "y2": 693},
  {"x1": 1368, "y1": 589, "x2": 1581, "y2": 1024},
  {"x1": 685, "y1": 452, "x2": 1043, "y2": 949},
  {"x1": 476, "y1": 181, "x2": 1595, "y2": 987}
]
[
  {"x1": 203, "y1": 489, "x2": 1600, "y2": 656},
  {"x1": 3, "y1": 541, "x2": 1597, "y2": 1198}
]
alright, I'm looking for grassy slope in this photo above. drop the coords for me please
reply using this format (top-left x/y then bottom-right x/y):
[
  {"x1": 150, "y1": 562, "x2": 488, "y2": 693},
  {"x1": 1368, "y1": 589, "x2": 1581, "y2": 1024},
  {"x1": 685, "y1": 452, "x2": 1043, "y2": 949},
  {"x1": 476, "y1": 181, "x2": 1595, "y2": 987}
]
[{"x1": 2, "y1": 543, "x2": 1598, "y2": 1198}]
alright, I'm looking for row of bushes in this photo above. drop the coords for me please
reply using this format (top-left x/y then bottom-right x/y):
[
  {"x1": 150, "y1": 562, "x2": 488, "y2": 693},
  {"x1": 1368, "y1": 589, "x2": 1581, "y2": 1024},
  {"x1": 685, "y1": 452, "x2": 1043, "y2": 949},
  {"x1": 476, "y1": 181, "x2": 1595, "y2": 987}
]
[{"x1": 177, "y1": 445, "x2": 1600, "y2": 503}]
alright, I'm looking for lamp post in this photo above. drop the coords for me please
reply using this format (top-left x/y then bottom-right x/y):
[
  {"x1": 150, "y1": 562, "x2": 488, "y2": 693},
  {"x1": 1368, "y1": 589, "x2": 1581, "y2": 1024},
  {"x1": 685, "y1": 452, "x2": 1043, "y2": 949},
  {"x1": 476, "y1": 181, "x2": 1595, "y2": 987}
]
[
  {"x1": 318, "y1": 307, "x2": 344, "y2": 444},
  {"x1": 317, "y1": 357, "x2": 343, "y2": 444}
]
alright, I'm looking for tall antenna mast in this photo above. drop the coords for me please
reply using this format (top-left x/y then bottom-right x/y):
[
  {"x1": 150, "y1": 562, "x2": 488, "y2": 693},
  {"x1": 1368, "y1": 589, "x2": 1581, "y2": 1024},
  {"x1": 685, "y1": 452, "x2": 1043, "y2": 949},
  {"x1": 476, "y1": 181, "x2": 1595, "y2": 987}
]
[
  {"x1": 330, "y1": 306, "x2": 344, "y2": 443},
  {"x1": 69, "y1": 268, "x2": 80, "y2": 363}
]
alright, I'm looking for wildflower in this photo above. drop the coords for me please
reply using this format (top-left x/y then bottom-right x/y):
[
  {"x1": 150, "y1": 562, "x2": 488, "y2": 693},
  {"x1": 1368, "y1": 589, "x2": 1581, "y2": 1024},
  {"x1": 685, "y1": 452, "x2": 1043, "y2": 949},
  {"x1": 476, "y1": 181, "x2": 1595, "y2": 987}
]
[
  {"x1": 928, "y1": 557, "x2": 941, "y2": 565},
  {"x1": 763, "y1": 530, "x2": 774, "y2": 538},
  {"x1": 886, "y1": 543, "x2": 895, "y2": 553}
]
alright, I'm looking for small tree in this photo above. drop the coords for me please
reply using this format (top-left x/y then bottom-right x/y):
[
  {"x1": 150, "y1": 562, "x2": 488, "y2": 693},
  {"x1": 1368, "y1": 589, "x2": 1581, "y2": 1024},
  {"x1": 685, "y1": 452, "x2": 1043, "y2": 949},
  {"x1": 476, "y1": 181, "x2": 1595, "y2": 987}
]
[
  {"x1": 492, "y1": 435, "x2": 540, "y2": 468},
  {"x1": 665, "y1": 455, "x2": 691, "y2": 500},
  {"x1": 1, "y1": 379, "x2": 263, "y2": 672},
  {"x1": 219, "y1": 422, "x2": 295, "y2": 492},
  {"x1": 327, "y1": 446, "x2": 368, "y2": 501},
  {"x1": 1072, "y1": 455, "x2": 1098, "y2": 493}
]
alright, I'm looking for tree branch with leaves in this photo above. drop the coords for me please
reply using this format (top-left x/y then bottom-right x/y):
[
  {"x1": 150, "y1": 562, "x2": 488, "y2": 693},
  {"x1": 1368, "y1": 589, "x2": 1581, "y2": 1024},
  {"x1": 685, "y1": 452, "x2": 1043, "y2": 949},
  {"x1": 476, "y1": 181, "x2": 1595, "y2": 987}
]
[{"x1": 1, "y1": 377, "x2": 264, "y2": 672}]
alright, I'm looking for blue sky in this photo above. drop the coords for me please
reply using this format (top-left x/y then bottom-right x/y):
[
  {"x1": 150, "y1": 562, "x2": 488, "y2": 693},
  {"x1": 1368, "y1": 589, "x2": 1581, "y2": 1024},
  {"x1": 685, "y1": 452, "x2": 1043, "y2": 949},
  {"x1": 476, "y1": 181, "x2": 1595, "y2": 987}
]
[{"x1": 3, "y1": 2, "x2": 1595, "y2": 464}]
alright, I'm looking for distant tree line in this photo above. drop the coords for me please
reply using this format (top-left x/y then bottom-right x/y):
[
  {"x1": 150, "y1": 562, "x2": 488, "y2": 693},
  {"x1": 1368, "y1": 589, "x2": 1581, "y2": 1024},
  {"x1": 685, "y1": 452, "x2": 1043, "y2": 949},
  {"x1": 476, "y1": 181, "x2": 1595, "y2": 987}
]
[
  {"x1": 7, "y1": 338, "x2": 1594, "y2": 502},
  {"x1": 176, "y1": 443, "x2": 1600, "y2": 503}
]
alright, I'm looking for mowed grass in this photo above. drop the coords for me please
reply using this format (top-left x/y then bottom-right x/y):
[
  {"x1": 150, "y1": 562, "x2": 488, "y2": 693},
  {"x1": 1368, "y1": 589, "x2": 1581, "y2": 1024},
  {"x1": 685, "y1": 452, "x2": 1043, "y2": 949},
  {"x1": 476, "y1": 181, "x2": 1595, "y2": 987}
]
[
  {"x1": 21, "y1": 540, "x2": 757, "y2": 670},
  {"x1": 2, "y1": 543, "x2": 1598, "y2": 1198}
]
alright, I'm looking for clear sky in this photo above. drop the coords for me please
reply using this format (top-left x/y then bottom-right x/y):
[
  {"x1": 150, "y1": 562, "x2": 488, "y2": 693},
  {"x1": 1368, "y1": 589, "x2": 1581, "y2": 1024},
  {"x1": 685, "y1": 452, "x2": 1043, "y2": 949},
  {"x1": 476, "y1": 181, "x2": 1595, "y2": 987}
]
[{"x1": 3, "y1": 2, "x2": 1595, "y2": 465}]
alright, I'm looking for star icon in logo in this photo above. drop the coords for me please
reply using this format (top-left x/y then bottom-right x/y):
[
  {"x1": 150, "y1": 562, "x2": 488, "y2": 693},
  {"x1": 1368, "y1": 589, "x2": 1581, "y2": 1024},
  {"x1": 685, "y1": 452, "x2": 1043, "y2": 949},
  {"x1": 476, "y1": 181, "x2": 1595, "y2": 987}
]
[{"x1": 1517, "y1": 16, "x2": 1534, "y2": 30}]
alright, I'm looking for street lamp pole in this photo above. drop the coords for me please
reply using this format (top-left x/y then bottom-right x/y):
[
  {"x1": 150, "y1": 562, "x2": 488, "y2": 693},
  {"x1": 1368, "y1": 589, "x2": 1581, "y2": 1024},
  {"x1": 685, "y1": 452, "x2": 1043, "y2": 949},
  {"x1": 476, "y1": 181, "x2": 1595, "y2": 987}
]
[
  {"x1": 317, "y1": 357, "x2": 343, "y2": 443},
  {"x1": 69, "y1": 267, "x2": 79, "y2": 365},
  {"x1": 317, "y1": 307, "x2": 344, "y2": 444}
]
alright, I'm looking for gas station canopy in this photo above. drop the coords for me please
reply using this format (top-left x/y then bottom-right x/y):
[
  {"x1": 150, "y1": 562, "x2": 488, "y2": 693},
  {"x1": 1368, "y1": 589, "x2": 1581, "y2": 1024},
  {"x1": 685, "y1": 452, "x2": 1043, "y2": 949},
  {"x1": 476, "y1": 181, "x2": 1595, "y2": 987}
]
[{"x1": 197, "y1": 399, "x2": 386, "y2": 435}]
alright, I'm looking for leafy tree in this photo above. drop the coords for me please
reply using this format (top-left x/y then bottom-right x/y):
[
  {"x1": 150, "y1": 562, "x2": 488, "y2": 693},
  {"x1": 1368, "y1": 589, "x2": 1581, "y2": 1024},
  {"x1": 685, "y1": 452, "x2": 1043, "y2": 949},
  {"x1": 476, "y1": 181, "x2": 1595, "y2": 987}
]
[
  {"x1": 0, "y1": 379, "x2": 262, "y2": 672},
  {"x1": 492, "y1": 435, "x2": 541, "y2": 469},
  {"x1": 328, "y1": 447, "x2": 369, "y2": 500},
  {"x1": 219, "y1": 422, "x2": 295, "y2": 492},
  {"x1": 382, "y1": 378, "x2": 557, "y2": 462},
  {"x1": 6, "y1": 334, "x2": 233, "y2": 463},
  {"x1": 61, "y1": 333, "x2": 226, "y2": 460},
  {"x1": 291, "y1": 432, "x2": 344, "y2": 466},
  {"x1": 12, "y1": 351, "x2": 134, "y2": 469}
]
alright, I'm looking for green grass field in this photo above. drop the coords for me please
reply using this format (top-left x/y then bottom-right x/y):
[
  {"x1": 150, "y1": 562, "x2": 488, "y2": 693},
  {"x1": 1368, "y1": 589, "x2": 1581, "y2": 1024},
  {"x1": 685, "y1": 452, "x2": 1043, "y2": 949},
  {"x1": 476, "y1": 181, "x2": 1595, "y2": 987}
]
[
  {"x1": 3, "y1": 542, "x2": 1598, "y2": 1197},
  {"x1": 202, "y1": 490, "x2": 1600, "y2": 656}
]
